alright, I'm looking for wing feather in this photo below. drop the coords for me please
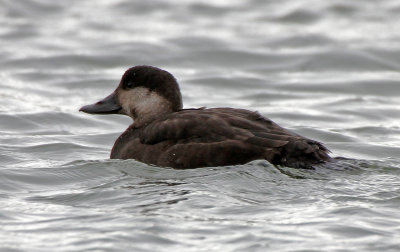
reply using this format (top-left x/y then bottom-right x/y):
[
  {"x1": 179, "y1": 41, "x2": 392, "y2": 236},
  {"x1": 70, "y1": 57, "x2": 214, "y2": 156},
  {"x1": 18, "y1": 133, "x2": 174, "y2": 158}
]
[{"x1": 127, "y1": 108, "x2": 331, "y2": 168}]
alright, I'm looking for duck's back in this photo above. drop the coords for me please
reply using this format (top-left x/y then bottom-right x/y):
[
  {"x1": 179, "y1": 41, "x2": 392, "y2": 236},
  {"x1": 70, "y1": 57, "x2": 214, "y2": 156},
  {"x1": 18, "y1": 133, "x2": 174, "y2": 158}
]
[{"x1": 111, "y1": 108, "x2": 331, "y2": 169}]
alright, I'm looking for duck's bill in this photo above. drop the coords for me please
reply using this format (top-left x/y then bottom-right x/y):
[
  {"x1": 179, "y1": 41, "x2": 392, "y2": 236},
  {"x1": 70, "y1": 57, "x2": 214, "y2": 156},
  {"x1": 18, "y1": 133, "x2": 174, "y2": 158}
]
[{"x1": 79, "y1": 92, "x2": 122, "y2": 114}]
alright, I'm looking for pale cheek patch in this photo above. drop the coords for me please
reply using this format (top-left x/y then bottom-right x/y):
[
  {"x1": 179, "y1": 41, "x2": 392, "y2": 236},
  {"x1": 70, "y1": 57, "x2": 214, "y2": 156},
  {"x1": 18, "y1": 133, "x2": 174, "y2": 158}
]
[
  {"x1": 117, "y1": 87, "x2": 172, "y2": 121},
  {"x1": 119, "y1": 87, "x2": 150, "y2": 117}
]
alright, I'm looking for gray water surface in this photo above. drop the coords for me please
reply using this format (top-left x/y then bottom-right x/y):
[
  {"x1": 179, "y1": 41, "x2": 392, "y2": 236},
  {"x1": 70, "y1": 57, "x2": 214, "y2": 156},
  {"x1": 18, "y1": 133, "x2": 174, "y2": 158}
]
[{"x1": 1, "y1": 0, "x2": 400, "y2": 251}]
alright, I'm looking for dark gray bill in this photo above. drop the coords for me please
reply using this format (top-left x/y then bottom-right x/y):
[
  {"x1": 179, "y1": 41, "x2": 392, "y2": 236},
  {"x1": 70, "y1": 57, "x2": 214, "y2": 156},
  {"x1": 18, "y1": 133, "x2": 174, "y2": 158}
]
[{"x1": 79, "y1": 92, "x2": 121, "y2": 114}]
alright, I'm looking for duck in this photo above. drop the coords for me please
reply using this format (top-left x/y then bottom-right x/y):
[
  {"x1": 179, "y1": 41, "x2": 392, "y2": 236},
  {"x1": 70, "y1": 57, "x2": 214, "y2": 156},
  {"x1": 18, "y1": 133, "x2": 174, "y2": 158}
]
[{"x1": 79, "y1": 65, "x2": 332, "y2": 169}]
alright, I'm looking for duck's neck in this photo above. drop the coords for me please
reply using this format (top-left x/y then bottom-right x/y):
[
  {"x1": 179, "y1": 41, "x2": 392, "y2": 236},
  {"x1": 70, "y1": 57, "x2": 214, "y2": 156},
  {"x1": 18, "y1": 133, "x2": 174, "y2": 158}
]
[
  {"x1": 130, "y1": 92, "x2": 176, "y2": 127},
  {"x1": 132, "y1": 105, "x2": 174, "y2": 127}
]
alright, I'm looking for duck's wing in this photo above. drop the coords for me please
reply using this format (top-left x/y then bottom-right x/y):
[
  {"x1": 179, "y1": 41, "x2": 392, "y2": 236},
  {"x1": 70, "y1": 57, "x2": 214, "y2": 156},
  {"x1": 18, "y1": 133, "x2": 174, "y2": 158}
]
[
  {"x1": 207, "y1": 108, "x2": 332, "y2": 168},
  {"x1": 140, "y1": 108, "x2": 287, "y2": 146},
  {"x1": 138, "y1": 108, "x2": 331, "y2": 168}
]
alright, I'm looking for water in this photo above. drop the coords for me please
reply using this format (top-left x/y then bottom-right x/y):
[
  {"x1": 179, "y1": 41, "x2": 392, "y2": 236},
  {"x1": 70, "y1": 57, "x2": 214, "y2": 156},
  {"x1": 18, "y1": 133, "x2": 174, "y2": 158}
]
[{"x1": 1, "y1": 0, "x2": 400, "y2": 251}]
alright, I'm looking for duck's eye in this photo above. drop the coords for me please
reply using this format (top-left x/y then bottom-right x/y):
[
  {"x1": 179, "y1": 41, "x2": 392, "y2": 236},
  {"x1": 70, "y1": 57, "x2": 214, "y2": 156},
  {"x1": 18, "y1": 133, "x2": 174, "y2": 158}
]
[{"x1": 126, "y1": 82, "x2": 134, "y2": 89}]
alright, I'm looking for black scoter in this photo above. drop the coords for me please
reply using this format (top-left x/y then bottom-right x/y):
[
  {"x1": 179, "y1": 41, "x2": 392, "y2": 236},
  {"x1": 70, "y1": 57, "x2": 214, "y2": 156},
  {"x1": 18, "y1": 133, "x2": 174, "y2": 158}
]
[{"x1": 80, "y1": 66, "x2": 332, "y2": 169}]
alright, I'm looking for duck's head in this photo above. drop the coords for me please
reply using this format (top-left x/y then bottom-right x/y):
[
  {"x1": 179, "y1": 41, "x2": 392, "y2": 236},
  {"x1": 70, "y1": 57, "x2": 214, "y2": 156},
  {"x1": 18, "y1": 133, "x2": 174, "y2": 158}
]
[{"x1": 79, "y1": 66, "x2": 183, "y2": 125}]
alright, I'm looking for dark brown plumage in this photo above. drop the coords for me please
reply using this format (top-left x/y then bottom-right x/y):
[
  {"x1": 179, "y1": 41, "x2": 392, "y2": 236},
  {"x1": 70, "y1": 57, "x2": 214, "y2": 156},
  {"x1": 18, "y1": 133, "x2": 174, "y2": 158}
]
[{"x1": 80, "y1": 66, "x2": 332, "y2": 169}]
